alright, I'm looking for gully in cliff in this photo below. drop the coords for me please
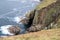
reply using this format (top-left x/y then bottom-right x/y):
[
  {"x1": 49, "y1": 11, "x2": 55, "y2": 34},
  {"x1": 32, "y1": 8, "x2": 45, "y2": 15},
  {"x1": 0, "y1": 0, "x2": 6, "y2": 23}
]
[{"x1": 26, "y1": 0, "x2": 60, "y2": 32}]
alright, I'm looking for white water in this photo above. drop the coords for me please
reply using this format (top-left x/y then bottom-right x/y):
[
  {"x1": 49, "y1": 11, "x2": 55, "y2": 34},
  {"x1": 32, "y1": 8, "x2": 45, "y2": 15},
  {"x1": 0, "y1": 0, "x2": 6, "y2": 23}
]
[
  {"x1": 0, "y1": 0, "x2": 41, "y2": 37},
  {"x1": 13, "y1": 16, "x2": 26, "y2": 23},
  {"x1": 0, "y1": 25, "x2": 14, "y2": 35}
]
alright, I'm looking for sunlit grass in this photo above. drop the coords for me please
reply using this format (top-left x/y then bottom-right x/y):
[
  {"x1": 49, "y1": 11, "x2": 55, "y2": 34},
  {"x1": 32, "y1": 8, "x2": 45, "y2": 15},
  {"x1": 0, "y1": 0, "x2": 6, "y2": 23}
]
[
  {"x1": 0, "y1": 28, "x2": 60, "y2": 40},
  {"x1": 36, "y1": 0, "x2": 57, "y2": 10}
]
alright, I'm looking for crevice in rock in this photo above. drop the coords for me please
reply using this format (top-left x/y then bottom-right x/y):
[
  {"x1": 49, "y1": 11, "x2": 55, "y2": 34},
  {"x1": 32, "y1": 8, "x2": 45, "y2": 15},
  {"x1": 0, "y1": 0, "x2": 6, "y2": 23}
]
[{"x1": 26, "y1": 0, "x2": 60, "y2": 32}]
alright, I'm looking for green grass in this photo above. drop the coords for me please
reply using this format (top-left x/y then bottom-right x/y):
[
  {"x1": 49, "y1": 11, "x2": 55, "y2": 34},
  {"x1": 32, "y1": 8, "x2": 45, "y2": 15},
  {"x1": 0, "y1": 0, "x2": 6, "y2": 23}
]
[{"x1": 36, "y1": 0, "x2": 57, "y2": 10}]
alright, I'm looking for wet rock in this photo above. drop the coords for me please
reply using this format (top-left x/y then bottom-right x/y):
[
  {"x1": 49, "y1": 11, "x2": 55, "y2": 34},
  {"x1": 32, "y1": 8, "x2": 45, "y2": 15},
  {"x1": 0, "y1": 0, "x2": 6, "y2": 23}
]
[
  {"x1": 0, "y1": 25, "x2": 21, "y2": 36},
  {"x1": 27, "y1": 24, "x2": 42, "y2": 32},
  {"x1": 8, "y1": 25, "x2": 20, "y2": 35},
  {"x1": 20, "y1": 10, "x2": 36, "y2": 29},
  {"x1": 20, "y1": 18, "x2": 29, "y2": 25}
]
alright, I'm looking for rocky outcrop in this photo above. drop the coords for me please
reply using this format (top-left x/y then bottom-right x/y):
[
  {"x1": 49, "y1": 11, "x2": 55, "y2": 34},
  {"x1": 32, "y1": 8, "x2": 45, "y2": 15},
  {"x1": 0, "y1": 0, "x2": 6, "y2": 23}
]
[
  {"x1": 0, "y1": 25, "x2": 21, "y2": 36},
  {"x1": 25, "y1": 0, "x2": 60, "y2": 32},
  {"x1": 20, "y1": 10, "x2": 36, "y2": 29},
  {"x1": 8, "y1": 25, "x2": 21, "y2": 35}
]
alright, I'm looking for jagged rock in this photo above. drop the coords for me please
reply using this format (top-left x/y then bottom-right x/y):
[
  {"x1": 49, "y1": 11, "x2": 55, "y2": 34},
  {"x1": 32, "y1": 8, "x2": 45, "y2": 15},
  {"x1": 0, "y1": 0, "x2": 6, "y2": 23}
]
[
  {"x1": 27, "y1": 24, "x2": 42, "y2": 32},
  {"x1": 8, "y1": 25, "x2": 20, "y2": 35},
  {"x1": 20, "y1": 18, "x2": 29, "y2": 25},
  {"x1": 26, "y1": 0, "x2": 60, "y2": 32},
  {"x1": 20, "y1": 10, "x2": 36, "y2": 29},
  {"x1": 0, "y1": 25, "x2": 20, "y2": 36},
  {"x1": 50, "y1": 16, "x2": 60, "y2": 29}
]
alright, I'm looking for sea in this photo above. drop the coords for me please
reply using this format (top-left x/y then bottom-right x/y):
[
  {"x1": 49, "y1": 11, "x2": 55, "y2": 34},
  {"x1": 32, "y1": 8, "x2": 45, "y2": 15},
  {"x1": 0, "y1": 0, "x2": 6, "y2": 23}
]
[{"x1": 0, "y1": 0, "x2": 40, "y2": 37}]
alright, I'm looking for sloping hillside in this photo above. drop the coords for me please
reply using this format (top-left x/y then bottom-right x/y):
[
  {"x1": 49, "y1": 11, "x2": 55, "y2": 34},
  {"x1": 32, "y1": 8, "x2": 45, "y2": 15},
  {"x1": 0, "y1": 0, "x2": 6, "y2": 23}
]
[
  {"x1": 0, "y1": 28, "x2": 60, "y2": 40},
  {"x1": 36, "y1": 0, "x2": 57, "y2": 10}
]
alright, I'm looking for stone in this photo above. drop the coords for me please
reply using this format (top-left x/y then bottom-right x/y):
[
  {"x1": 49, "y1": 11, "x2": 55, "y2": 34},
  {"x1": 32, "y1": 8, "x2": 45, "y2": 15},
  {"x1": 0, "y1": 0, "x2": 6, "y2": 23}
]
[
  {"x1": 8, "y1": 25, "x2": 20, "y2": 35},
  {"x1": 26, "y1": 0, "x2": 60, "y2": 32},
  {"x1": 0, "y1": 25, "x2": 20, "y2": 36}
]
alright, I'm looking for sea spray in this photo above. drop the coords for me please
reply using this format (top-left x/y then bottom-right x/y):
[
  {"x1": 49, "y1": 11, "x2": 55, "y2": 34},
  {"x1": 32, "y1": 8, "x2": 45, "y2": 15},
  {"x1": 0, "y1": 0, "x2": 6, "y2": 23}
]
[
  {"x1": 0, "y1": 25, "x2": 14, "y2": 35},
  {"x1": 13, "y1": 16, "x2": 26, "y2": 24}
]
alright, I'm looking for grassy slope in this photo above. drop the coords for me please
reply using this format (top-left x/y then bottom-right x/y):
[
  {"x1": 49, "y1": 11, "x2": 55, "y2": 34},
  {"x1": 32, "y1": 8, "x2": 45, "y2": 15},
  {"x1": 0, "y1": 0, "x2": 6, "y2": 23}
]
[
  {"x1": 0, "y1": 28, "x2": 60, "y2": 40},
  {"x1": 36, "y1": 0, "x2": 57, "y2": 10}
]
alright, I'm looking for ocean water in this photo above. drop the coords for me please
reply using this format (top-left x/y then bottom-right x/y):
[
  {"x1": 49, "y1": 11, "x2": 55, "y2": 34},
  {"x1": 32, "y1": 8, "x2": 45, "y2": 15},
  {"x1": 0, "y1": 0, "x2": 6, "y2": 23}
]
[{"x1": 0, "y1": 0, "x2": 40, "y2": 37}]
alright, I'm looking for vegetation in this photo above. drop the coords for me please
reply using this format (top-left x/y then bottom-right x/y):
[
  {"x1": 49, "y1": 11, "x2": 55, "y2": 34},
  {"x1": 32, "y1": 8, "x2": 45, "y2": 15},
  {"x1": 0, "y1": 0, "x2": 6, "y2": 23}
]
[
  {"x1": 27, "y1": 0, "x2": 60, "y2": 32},
  {"x1": 36, "y1": 0, "x2": 57, "y2": 10},
  {"x1": 0, "y1": 0, "x2": 60, "y2": 40},
  {"x1": 0, "y1": 28, "x2": 60, "y2": 40}
]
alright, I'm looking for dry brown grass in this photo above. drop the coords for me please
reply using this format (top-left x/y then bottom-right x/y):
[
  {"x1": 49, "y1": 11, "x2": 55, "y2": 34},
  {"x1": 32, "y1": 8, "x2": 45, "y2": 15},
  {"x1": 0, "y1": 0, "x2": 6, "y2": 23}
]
[
  {"x1": 36, "y1": 0, "x2": 57, "y2": 10},
  {"x1": 0, "y1": 28, "x2": 60, "y2": 40}
]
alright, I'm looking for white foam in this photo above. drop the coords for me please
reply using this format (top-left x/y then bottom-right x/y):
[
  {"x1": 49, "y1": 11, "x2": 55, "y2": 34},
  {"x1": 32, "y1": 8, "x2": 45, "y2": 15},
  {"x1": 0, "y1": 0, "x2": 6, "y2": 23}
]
[
  {"x1": 14, "y1": 16, "x2": 21, "y2": 23},
  {"x1": 0, "y1": 25, "x2": 14, "y2": 35},
  {"x1": 13, "y1": 16, "x2": 26, "y2": 24},
  {"x1": 30, "y1": 0, "x2": 40, "y2": 2}
]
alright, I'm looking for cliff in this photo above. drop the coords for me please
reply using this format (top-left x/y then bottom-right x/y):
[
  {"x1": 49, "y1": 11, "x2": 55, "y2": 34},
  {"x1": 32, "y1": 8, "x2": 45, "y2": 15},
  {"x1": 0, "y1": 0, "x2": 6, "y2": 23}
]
[
  {"x1": 0, "y1": 0, "x2": 60, "y2": 40},
  {"x1": 26, "y1": 0, "x2": 60, "y2": 32}
]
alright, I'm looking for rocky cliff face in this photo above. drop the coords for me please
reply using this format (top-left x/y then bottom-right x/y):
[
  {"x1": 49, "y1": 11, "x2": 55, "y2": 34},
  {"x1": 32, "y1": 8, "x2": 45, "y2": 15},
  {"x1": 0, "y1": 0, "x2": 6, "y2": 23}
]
[
  {"x1": 25, "y1": 0, "x2": 60, "y2": 32},
  {"x1": 1, "y1": 0, "x2": 60, "y2": 40}
]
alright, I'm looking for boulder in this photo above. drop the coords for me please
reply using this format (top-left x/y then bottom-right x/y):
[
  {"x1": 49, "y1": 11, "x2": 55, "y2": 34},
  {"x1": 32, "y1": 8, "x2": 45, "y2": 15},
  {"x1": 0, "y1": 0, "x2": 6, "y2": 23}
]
[
  {"x1": 8, "y1": 25, "x2": 20, "y2": 35},
  {"x1": 0, "y1": 25, "x2": 20, "y2": 36}
]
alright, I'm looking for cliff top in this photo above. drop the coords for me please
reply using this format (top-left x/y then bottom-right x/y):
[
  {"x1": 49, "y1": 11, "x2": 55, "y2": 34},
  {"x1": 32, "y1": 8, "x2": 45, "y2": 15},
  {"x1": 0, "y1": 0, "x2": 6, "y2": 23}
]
[{"x1": 36, "y1": 0, "x2": 57, "y2": 10}]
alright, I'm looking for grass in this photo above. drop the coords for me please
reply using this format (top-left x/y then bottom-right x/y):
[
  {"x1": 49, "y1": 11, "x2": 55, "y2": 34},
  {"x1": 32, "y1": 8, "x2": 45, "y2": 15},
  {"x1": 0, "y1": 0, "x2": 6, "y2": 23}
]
[
  {"x1": 0, "y1": 28, "x2": 60, "y2": 40},
  {"x1": 0, "y1": 0, "x2": 60, "y2": 40},
  {"x1": 36, "y1": 0, "x2": 57, "y2": 10}
]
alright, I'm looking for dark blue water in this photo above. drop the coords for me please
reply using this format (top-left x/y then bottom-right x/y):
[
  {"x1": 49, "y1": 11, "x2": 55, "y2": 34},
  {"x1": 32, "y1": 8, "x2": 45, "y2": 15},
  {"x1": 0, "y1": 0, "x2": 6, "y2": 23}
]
[{"x1": 0, "y1": 0, "x2": 40, "y2": 37}]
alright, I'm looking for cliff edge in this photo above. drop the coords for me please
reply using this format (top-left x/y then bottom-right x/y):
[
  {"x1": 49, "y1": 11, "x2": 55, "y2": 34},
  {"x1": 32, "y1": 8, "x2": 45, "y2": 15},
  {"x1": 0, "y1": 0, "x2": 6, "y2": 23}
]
[{"x1": 0, "y1": 0, "x2": 60, "y2": 40}]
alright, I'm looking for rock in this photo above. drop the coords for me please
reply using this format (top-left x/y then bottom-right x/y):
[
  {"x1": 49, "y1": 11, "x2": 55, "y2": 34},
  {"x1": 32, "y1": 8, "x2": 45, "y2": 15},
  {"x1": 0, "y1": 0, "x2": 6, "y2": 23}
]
[
  {"x1": 8, "y1": 25, "x2": 20, "y2": 35},
  {"x1": 26, "y1": 0, "x2": 60, "y2": 32},
  {"x1": 20, "y1": 18, "x2": 29, "y2": 25},
  {"x1": 0, "y1": 25, "x2": 20, "y2": 36},
  {"x1": 27, "y1": 24, "x2": 42, "y2": 32},
  {"x1": 0, "y1": 0, "x2": 60, "y2": 40},
  {"x1": 20, "y1": 10, "x2": 36, "y2": 29},
  {"x1": 14, "y1": 16, "x2": 26, "y2": 24}
]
